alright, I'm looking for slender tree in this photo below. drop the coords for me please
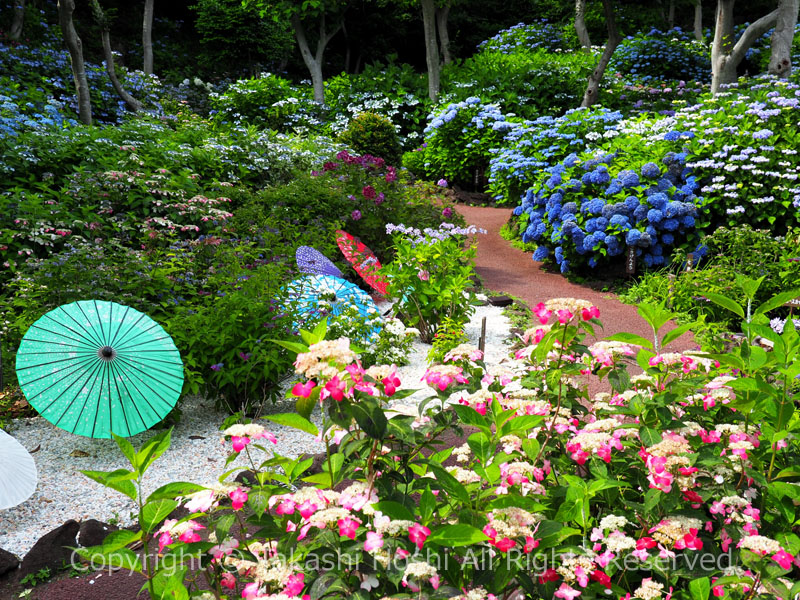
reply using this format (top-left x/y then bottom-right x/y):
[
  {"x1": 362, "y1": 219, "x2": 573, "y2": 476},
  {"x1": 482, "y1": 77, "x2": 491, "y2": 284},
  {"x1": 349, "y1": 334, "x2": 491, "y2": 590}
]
[
  {"x1": 710, "y1": 0, "x2": 778, "y2": 94},
  {"x1": 693, "y1": 0, "x2": 703, "y2": 41},
  {"x1": 91, "y1": 0, "x2": 143, "y2": 112},
  {"x1": 58, "y1": 0, "x2": 92, "y2": 125},
  {"x1": 9, "y1": 0, "x2": 25, "y2": 41},
  {"x1": 581, "y1": 0, "x2": 621, "y2": 107},
  {"x1": 436, "y1": 1, "x2": 452, "y2": 65},
  {"x1": 143, "y1": 0, "x2": 154, "y2": 74},
  {"x1": 246, "y1": 0, "x2": 346, "y2": 105},
  {"x1": 769, "y1": 0, "x2": 799, "y2": 78},
  {"x1": 575, "y1": 0, "x2": 592, "y2": 49},
  {"x1": 421, "y1": 0, "x2": 440, "y2": 101}
]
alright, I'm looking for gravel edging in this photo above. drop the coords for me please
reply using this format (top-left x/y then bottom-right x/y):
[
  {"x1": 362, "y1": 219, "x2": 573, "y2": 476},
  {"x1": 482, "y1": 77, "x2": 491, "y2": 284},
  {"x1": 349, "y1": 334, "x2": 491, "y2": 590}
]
[{"x1": 1, "y1": 303, "x2": 512, "y2": 558}]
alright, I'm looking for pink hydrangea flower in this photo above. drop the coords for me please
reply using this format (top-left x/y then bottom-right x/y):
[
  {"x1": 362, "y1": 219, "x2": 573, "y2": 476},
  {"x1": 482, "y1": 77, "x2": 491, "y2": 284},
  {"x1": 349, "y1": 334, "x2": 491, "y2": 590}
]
[
  {"x1": 409, "y1": 522, "x2": 431, "y2": 549},
  {"x1": 364, "y1": 531, "x2": 384, "y2": 552},
  {"x1": 229, "y1": 488, "x2": 248, "y2": 511}
]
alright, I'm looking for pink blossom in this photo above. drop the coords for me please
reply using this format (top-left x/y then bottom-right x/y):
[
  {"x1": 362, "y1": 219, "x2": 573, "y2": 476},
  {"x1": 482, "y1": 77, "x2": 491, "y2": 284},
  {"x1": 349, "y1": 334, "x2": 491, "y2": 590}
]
[
  {"x1": 229, "y1": 488, "x2": 248, "y2": 510},
  {"x1": 209, "y1": 538, "x2": 239, "y2": 560},
  {"x1": 284, "y1": 573, "x2": 305, "y2": 596},
  {"x1": 417, "y1": 269, "x2": 430, "y2": 281},
  {"x1": 430, "y1": 574, "x2": 441, "y2": 590},
  {"x1": 773, "y1": 549, "x2": 794, "y2": 570},
  {"x1": 298, "y1": 500, "x2": 319, "y2": 520},
  {"x1": 231, "y1": 436, "x2": 250, "y2": 453},
  {"x1": 242, "y1": 582, "x2": 262, "y2": 599},
  {"x1": 409, "y1": 522, "x2": 431, "y2": 549},
  {"x1": 532, "y1": 302, "x2": 552, "y2": 324},
  {"x1": 322, "y1": 375, "x2": 347, "y2": 402},
  {"x1": 157, "y1": 531, "x2": 173, "y2": 553},
  {"x1": 556, "y1": 309, "x2": 573, "y2": 324},
  {"x1": 184, "y1": 490, "x2": 217, "y2": 512},
  {"x1": 493, "y1": 537, "x2": 516, "y2": 552},
  {"x1": 382, "y1": 373, "x2": 401, "y2": 396},
  {"x1": 221, "y1": 572, "x2": 236, "y2": 589},
  {"x1": 338, "y1": 516, "x2": 360, "y2": 540},
  {"x1": 581, "y1": 306, "x2": 600, "y2": 320},
  {"x1": 595, "y1": 550, "x2": 615, "y2": 568},
  {"x1": 523, "y1": 536, "x2": 539, "y2": 553},
  {"x1": 275, "y1": 498, "x2": 296, "y2": 515},
  {"x1": 554, "y1": 583, "x2": 581, "y2": 600},
  {"x1": 292, "y1": 381, "x2": 316, "y2": 398},
  {"x1": 364, "y1": 531, "x2": 384, "y2": 552}
]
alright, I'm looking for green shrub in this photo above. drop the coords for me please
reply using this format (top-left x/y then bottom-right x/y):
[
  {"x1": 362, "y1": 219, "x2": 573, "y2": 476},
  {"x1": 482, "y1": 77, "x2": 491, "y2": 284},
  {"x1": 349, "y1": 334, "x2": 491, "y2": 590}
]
[
  {"x1": 209, "y1": 73, "x2": 302, "y2": 130},
  {"x1": 441, "y1": 49, "x2": 593, "y2": 119},
  {"x1": 338, "y1": 111, "x2": 402, "y2": 163}
]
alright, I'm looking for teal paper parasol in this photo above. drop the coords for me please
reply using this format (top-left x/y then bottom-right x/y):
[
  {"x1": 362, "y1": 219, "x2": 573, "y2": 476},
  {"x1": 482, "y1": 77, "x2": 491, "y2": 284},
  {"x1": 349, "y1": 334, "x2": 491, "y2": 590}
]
[{"x1": 15, "y1": 300, "x2": 183, "y2": 438}]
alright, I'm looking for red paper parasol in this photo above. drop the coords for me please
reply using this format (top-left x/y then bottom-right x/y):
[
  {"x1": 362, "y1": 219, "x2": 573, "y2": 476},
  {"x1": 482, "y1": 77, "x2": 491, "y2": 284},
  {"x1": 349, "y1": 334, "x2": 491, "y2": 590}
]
[{"x1": 335, "y1": 230, "x2": 389, "y2": 296}]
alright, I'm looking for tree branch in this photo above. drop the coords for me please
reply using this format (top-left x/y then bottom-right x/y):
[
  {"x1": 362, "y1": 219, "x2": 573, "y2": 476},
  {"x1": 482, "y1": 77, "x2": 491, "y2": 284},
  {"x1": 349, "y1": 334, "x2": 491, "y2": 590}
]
[{"x1": 730, "y1": 9, "x2": 779, "y2": 64}]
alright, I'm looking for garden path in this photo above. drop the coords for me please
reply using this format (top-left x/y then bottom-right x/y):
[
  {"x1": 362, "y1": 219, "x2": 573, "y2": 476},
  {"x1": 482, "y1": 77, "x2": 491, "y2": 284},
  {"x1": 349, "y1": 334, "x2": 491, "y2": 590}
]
[{"x1": 457, "y1": 204, "x2": 695, "y2": 357}]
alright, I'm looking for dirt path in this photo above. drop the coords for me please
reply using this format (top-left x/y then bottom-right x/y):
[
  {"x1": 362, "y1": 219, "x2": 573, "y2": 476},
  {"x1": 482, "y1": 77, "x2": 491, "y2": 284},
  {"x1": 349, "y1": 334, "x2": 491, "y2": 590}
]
[{"x1": 458, "y1": 204, "x2": 695, "y2": 351}]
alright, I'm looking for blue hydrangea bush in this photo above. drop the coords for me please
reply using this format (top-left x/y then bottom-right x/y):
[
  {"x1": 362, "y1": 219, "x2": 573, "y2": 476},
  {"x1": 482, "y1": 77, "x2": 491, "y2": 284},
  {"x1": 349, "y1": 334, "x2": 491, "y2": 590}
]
[
  {"x1": 488, "y1": 107, "x2": 624, "y2": 205},
  {"x1": 513, "y1": 138, "x2": 705, "y2": 273},
  {"x1": 477, "y1": 20, "x2": 570, "y2": 53},
  {"x1": 418, "y1": 97, "x2": 519, "y2": 188},
  {"x1": 609, "y1": 27, "x2": 711, "y2": 84}
]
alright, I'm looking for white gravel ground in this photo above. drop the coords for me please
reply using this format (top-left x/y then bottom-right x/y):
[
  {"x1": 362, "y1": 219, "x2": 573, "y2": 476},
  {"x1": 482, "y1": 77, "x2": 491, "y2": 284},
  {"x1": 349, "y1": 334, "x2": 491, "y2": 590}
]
[{"x1": 0, "y1": 302, "x2": 511, "y2": 558}]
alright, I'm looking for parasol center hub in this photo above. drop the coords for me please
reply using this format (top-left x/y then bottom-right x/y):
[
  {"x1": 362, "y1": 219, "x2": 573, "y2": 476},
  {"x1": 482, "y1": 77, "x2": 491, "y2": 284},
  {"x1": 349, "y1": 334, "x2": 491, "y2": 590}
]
[{"x1": 98, "y1": 346, "x2": 117, "y2": 361}]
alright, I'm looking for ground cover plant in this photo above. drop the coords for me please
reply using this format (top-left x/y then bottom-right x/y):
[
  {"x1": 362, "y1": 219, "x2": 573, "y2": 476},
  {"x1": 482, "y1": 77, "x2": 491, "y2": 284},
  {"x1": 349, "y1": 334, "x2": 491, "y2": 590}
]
[{"x1": 78, "y1": 294, "x2": 800, "y2": 599}]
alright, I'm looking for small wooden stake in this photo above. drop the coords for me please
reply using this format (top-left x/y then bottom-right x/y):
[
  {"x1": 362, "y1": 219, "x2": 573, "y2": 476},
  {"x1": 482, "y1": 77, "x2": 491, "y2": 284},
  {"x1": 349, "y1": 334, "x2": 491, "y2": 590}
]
[
  {"x1": 479, "y1": 316, "x2": 487, "y2": 353},
  {"x1": 686, "y1": 252, "x2": 694, "y2": 272},
  {"x1": 625, "y1": 246, "x2": 636, "y2": 275}
]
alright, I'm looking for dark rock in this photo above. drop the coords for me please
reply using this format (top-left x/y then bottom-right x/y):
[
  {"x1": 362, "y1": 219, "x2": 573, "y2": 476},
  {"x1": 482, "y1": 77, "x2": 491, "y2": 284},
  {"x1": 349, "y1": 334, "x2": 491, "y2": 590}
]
[
  {"x1": 20, "y1": 520, "x2": 79, "y2": 577},
  {"x1": 78, "y1": 519, "x2": 118, "y2": 547},
  {"x1": 0, "y1": 547, "x2": 19, "y2": 579},
  {"x1": 487, "y1": 295, "x2": 513, "y2": 307},
  {"x1": 234, "y1": 470, "x2": 258, "y2": 486}
]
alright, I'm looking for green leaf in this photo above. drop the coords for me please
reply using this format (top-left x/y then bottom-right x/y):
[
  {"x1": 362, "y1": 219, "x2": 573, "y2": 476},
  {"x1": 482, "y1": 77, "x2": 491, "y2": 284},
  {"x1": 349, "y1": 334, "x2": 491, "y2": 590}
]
[
  {"x1": 263, "y1": 413, "x2": 319, "y2": 437},
  {"x1": 606, "y1": 332, "x2": 653, "y2": 350},
  {"x1": 311, "y1": 318, "x2": 328, "y2": 343},
  {"x1": 689, "y1": 577, "x2": 710, "y2": 600},
  {"x1": 295, "y1": 393, "x2": 316, "y2": 421},
  {"x1": 74, "y1": 547, "x2": 141, "y2": 572},
  {"x1": 639, "y1": 426, "x2": 662, "y2": 447},
  {"x1": 147, "y1": 482, "x2": 206, "y2": 503},
  {"x1": 159, "y1": 571, "x2": 189, "y2": 600},
  {"x1": 140, "y1": 499, "x2": 179, "y2": 533},
  {"x1": 81, "y1": 469, "x2": 137, "y2": 501},
  {"x1": 452, "y1": 404, "x2": 490, "y2": 431},
  {"x1": 661, "y1": 322, "x2": 695, "y2": 347},
  {"x1": 373, "y1": 501, "x2": 414, "y2": 521},
  {"x1": 703, "y1": 292, "x2": 744, "y2": 318},
  {"x1": 112, "y1": 433, "x2": 138, "y2": 470},
  {"x1": 467, "y1": 432, "x2": 493, "y2": 464},
  {"x1": 90, "y1": 528, "x2": 141, "y2": 552},
  {"x1": 754, "y1": 289, "x2": 800, "y2": 316},
  {"x1": 350, "y1": 401, "x2": 388, "y2": 440},
  {"x1": 137, "y1": 428, "x2": 172, "y2": 474},
  {"x1": 269, "y1": 338, "x2": 309, "y2": 355},
  {"x1": 426, "y1": 524, "x2": 488, "y2": 547},
  {"x1": 419, "y1": 489, "x2": 436, "y2": 524},
  {"x1": 426, "y1": 464, "x2": 471, "y2": 505}
]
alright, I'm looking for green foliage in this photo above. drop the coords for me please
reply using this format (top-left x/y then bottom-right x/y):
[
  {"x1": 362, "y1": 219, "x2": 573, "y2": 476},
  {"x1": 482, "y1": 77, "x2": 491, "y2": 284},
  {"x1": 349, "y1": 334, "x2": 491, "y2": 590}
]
[
  {"x1": 443, "y1": 48, "x2": 593, "y2": 119},
  {"x1": 427, "y1": 315, "x2": 470, "y2": 363},
  {"x1": 209, "y1": 73, "x2": 304, "y2": 130},
  {"x1": 622, "y1": 226, "x2": 800, "y2": 335},
  {"x1": 383, "y1": 223, "x2": 481, "y2": 343},
  {"x1": 19, "y1": 567, "x2": 51, "y2": 587},
  {"x1": 191, "y1": 0, "x2": 293, "y2": 77},
  {"x1": 338, "y1": 111, "x2": 402, "y2": 164}
]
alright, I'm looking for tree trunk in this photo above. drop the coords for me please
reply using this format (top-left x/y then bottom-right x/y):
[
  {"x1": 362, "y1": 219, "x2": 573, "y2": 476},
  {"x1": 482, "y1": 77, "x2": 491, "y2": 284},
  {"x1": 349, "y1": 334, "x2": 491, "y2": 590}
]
[
  {"x1": 9, "y1": 0, "x2": 25, "y2": 41},
  {"x1": 711, "y1": 0, "x2": 779, "y2": 94},
  {"x1": 58, "y1": 0, "x2": 92, "y2": 125},
  {"x1": 142, "y1": 0, "x2": 154, "y2": 75},
  {"x1": 290, "y1": 13, "x2": 341, "y2": 104},
  {"x1": 101, "y1": 30, "x2": 142, "y2": 111},
  {"x1": 436, "y1": 3, "x2": 452, "y2": 65},
  {"x1": 668, "y1": 0, "x2": 676, "y2": 28},
  {"x1": 575, "y1": 0, "x2": 592, "y2": 49},
  {"x1": 769, "y1": 0, "x2": 799, "y2": 78},
  {"x1": 581, "y1": 0, "x2": 621, "y2": 107},
  {"x1": 421, "y1": 0, "x2": 440, "y2": 102},
  {"x1": 694, "y1": 0, "x2": 703, "y2": 41}
]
